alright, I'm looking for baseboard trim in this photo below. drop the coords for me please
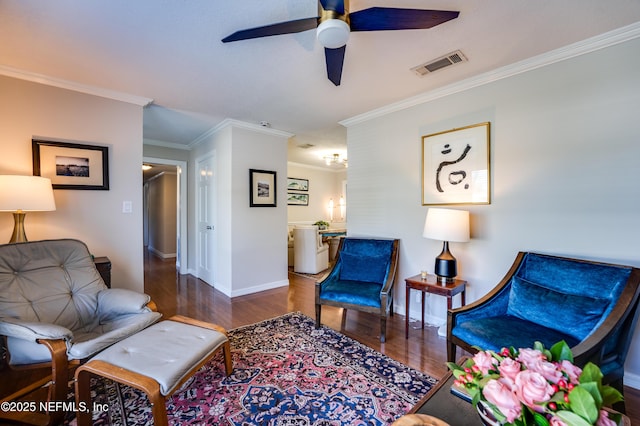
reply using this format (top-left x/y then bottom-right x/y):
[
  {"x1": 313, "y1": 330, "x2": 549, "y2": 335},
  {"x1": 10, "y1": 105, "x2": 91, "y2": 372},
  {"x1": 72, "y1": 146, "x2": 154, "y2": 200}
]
[
  {"x1": 625, "y1": 372, "x2": 640, "y2": 390},
  {"x1": 148, "y1": 246, "x2": 177, "y2": 259},
  {"x1": 229, "y1": 279, "x2": 289, "y2": 298}
]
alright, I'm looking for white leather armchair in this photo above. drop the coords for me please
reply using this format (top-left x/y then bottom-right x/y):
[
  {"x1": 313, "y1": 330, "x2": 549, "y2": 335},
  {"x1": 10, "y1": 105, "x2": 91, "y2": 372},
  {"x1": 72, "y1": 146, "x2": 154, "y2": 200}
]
[{"x1": 293, "y1": 226, "x2": 329, "y2": 274}]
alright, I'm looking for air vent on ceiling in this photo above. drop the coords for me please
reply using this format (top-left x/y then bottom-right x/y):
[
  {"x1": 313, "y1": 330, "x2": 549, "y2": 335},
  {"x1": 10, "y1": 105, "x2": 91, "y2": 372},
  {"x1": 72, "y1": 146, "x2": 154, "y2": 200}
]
[
  {"x1": 297, "y1": 143, "x2": 315, "y2": 149},
  {"x1": 411, "y1": 50, "x2": 467, "y2": 76}
]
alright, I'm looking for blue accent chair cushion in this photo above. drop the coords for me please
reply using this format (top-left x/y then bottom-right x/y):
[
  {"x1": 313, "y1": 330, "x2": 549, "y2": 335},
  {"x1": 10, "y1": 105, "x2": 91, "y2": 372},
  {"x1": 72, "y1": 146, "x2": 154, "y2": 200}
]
[
  {"x1": 507, "y1": 276, "x2": 608, "y2": 341},
  {"x1": 338, "y1": 252, "x2": 389, "y2": 284}
]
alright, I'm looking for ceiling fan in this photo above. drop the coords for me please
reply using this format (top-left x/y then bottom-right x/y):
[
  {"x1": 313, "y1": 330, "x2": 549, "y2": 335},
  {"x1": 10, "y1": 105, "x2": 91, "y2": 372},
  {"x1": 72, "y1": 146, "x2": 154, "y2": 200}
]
[{"x1": 221, "y1": 0, "x2": 459, "y2": 86}]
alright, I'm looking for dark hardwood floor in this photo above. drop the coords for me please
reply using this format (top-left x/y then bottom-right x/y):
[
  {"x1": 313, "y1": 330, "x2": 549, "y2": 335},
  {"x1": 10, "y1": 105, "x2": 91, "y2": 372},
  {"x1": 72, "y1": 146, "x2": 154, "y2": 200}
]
[
  {"x1": 145, "y1": 253, "x2": 640, "y2": 425},
  {"x1": 1, "y1": 252, "x2": 637, "y2": 424}
]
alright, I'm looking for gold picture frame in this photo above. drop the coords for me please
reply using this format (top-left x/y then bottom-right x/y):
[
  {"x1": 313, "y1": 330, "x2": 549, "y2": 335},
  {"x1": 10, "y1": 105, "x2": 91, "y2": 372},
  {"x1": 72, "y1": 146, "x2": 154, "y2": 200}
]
[{"x1": 422, "y1": 122, "x2": 490, "y2": 205}]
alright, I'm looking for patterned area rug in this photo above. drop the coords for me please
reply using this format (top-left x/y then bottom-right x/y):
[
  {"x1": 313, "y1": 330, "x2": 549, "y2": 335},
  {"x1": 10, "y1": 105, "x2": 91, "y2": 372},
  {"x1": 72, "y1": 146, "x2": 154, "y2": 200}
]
[
  {"x1": 287, "y1": 266, "x2": 331, "y2": 281},
  {"x1": 67, "y1": 312, "x2": 437, "y2": 425}
]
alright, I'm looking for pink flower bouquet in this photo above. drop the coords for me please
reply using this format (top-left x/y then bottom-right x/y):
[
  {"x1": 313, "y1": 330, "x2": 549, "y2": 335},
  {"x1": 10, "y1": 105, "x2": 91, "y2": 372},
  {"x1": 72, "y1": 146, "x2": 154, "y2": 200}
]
[{"x1": 447, "y1": 341, "x2": 624, "y2": 426}]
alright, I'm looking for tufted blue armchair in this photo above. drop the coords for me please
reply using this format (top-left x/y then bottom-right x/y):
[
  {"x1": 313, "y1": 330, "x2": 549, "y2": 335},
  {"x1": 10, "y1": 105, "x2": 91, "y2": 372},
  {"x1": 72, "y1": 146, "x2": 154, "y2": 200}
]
[
  {"x1": 447, "y1": 252, "x2": 640, "y2": 404},
  {"x1": 0, "y1": 239, "x2": 161, "y2": 425},
  {"x1": 315, "y1": 237, "x2": 399, "y2": 342}
]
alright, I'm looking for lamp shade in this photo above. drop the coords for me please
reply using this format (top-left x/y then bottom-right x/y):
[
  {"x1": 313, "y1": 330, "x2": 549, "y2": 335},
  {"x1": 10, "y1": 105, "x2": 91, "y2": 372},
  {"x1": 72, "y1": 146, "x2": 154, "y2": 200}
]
[
  {"x1": 423, "y1": 208, "x2": 469, "y2": 242},
  {"x1": 0, "y1": 175, "x2": 56, "y2": 212}
]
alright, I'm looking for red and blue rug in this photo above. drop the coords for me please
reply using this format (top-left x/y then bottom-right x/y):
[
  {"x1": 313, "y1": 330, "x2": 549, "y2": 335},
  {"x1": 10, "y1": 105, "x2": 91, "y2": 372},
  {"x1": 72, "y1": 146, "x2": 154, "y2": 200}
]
[{"x1": 71, "y1": 312, "x2": 437, "y2": 425}]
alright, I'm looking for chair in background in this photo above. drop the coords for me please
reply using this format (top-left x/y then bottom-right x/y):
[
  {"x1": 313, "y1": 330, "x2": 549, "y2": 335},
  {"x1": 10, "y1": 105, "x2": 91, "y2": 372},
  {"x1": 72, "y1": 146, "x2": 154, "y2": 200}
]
[
  {"x1": 315, "y1": 237, "x2": 399, "y2": 342},
  {"x1": 447, "y1": 251, "x2": 640, "y2": 408},
  {"x1": 287, "y1": 228, "x2": 295, "y2": 267},
  {"x1": 0, "y1": 239, "x2": 161, "y2": 425},
  {"x1": 293, "y1": 225, "x2": 329, "y2": 274}
]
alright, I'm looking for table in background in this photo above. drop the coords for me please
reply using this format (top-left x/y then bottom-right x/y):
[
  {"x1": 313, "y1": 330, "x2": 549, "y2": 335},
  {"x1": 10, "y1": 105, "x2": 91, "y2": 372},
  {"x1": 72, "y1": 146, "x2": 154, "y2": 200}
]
[
  {"x1": 319, "y1": 229, "x2": 346, "y2": 262},
  {"x1": 404, "y1": 274, "x2": 466, "y2": 339},
  {"x1": 94, "y1": 256, "x2": 111, "y2": 288}
]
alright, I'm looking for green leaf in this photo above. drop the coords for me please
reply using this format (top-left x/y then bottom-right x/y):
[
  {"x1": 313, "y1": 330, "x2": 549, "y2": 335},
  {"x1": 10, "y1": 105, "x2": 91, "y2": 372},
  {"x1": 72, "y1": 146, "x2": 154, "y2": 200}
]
[
  {"x1": 568, "y1": 387, "x2": 599, "y2": 424},
  {"x1": 531, "y1": 411, "x2": 550, "y2": 426},
  {"x1": 446, "y1": 362, "x2": 464, "y2": 373},
  {"x1": 555, "y1": 410, "x2": 593, "y2": 426},
  {"x1": 578, "y1": 381, "x2": 602, "y2": 409},
  {"x1": 601, "y1": 386, "x2": 624, "y2": 407},
  {"x1": 550, "y1": 340, "x2": 573, "y2": 362},
  {"x1": 579, "y1": 362, "x2": 603, "y2": 385}
]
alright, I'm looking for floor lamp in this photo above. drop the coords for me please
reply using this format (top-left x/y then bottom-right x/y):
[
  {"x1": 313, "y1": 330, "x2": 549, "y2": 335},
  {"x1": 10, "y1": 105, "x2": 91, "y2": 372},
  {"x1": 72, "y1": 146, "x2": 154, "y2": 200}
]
[
  {"x1": 0, "y1": 175, "x2": 56, "y2": 243},
  {"x1": 423, "y1": 208, "x2": 470, "y2": 284}
]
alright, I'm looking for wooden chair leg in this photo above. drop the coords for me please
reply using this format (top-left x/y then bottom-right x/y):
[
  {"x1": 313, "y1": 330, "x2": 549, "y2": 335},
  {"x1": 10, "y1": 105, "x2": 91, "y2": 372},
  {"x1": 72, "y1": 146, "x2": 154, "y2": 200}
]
[
  {"x1": 315, "y1": 305, "x2": 321, "y2": 328},
  {"x1": 380, "y1": 316, "x2": 387, "y2": 343},
  {"x1": 38, "y1": 339, "x2": 68, "y2": 426},
  {"x1": 223, "y1": 340, "x2": 233, "y2": 376},
  {"x1": 75, "y1": 368, "x2": 93, "y2": 426}
]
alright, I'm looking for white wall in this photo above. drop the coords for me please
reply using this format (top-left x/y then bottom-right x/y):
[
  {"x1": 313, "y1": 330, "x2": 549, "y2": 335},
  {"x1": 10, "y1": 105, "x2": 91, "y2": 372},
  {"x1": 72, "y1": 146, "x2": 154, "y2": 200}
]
[
  {"x1": 345, "y1": 37, "x2": 640, "y2": 386},
  {"x1": 188, "y1": 121, "x2": 290, "y2": 297},
  {"x1": 287, "y1": 163, "x2": 347, "y2": 226},
  {"x1": 0, "y1": 76, "x2": 145, "y2": 292}
]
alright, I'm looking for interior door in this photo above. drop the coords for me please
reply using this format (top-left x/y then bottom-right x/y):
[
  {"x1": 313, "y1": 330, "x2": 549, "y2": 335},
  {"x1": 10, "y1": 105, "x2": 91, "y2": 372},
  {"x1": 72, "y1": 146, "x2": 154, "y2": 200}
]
[{"x1": 196, "y1": 154, "x2": 216, "y2": 286}]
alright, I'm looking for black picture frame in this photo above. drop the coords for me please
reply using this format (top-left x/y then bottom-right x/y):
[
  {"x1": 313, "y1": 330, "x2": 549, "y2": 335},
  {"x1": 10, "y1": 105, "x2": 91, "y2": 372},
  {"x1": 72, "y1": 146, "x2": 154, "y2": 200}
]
[
  {"x1": 287, "y1": 192, "x2": 309, "y2": 206},
  {"x1": 32, "y1": 139, "x2": 109, "y2": 190},
  {"x1": 249, "y1": 169, "x2": 277, "y2": 207},
  {"x1": 287, "y1": 177, "x2": 309, "y2": 191}
]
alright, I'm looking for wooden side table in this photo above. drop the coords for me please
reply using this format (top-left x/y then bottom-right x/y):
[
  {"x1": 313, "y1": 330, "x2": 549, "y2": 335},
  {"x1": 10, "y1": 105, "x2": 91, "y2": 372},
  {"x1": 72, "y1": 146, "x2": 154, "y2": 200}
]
[
  {"x1": 405, "y1": 274, "x2": 467, "y2": 339},
  {"x1": 94, "y1": 256, "x2": 112, "y2": 288}
]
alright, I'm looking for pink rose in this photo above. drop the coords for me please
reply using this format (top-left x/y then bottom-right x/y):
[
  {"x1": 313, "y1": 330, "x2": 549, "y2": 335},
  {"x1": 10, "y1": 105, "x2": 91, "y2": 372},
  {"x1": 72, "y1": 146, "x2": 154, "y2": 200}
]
[
  {"x1": 559, "y1": 360, "x2": 582, "y2": 385},
  {"x1": 498, "y1": 357, "x2": 521, "y2": 386},
  {"x1": 529, "y1": 360, "x2": 563, "y2": 384},
  {"x1": 514, "y1": 370, "x2": 554, "y2": 411},
  {"x1": 596, "y1": 410, "x2": 617, "y2": 426},
  {"x1": 482, "y1": 379, "x2": 522, "y2": 423},
  {"x1": 473, "y1": 351, "x2": 496, "y2": 376},
  {"x1": 517, "y1": 348, "x2": 545, "y2": 370},
  {"x1": 549, "y1": 415, "x2": 568, "y2": 426}
]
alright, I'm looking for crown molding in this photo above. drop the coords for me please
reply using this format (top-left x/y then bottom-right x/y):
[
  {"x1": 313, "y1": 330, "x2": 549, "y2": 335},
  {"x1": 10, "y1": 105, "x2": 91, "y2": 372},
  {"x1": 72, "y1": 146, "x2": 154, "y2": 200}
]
[
  {"x1": 287, "y1": 161, "x2": 348, "y2": 173},
  {"x1": 143, "y1": 138, "x2": 192, "y2": 150},
  {"x1": 340, "y1": 22, "x2": 640, "y2": 128},
  {"x1": 189, "y1": 118, "x2": 294, "y2": 148},
  {"x1": 0, "y1": 65, "x2": 154, "y2": 107}
]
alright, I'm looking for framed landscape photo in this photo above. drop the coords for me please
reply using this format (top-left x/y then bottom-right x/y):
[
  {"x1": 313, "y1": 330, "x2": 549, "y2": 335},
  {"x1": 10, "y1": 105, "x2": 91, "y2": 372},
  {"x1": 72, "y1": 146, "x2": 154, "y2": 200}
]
[
  {"x1": 422, "y1": 122, "x2": 491, "y2": 205},
  {"x1": 32, "y1": 139, "x2": 109, "y2": 190},
  {"x1": 249, "y1": 169, "x2": 277, "y2": 207},
  {"x1": 287, "y1": 192, "x2": 309, "y2": 206},
  {"x1": 287, "y1": 177, "x2": 309, "y2": 191}
]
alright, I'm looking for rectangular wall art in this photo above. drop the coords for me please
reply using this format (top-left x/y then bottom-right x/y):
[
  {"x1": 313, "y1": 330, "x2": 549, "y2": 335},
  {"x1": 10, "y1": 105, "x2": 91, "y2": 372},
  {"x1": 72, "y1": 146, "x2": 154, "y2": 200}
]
[
  {"x1": 250, "y1": 169, "x2": 277, "y2": 207},
  {"x1": 422, "y1": 122, "x2": 491, "y2": 205},
  {"x1": 32, "y1": 139, "x2": 109, "y2": 190}
]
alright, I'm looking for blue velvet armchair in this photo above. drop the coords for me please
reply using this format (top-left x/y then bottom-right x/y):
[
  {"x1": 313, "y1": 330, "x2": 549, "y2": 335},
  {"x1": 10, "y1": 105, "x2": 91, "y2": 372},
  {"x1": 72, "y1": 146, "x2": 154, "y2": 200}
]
[
  {"x1": 447, "y1": 252, "x2": 640, "y2": 400},
  {"x1": 315, "y1": 237, "x2": 399, "y2": 342}
]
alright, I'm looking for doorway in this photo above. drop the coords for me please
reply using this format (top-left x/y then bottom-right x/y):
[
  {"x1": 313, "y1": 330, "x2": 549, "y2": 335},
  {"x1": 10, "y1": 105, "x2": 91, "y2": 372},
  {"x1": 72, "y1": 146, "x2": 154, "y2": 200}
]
[{"x1": 143, "y1": 157, "x2": 188, "y2": 273}]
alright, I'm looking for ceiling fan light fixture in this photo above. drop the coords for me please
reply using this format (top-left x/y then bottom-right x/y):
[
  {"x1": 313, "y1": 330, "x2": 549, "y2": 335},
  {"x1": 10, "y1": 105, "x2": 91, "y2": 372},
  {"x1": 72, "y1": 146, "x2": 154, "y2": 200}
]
[{"x1": 316, "y1": 19, "x2": 350, "y2": 49}]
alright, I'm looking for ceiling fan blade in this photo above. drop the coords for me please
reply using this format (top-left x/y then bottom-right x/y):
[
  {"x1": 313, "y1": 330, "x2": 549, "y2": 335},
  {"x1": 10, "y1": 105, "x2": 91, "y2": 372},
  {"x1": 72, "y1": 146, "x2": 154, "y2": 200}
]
[
  {"x1": 319, "y1": 0, "x2": 345, "y2": 14},
  {"x1": 222, "y1": 17, "x2": 319, "y2": 43},
  {"x1": 349, "y1": 8, "x2": 459, "y2": 32},
  {"x1": 325, "y1": 46, "x2": 346, "y2": 86}
]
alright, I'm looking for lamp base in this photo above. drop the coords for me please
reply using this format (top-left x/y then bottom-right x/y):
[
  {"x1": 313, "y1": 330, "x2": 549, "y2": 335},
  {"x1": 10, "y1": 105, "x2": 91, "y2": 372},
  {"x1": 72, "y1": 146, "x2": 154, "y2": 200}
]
[
  {"x1": 434, "y1": 241, "x2": 457, "y2": 284},
  {"x1": 9, "y1": 211, "x2": 28, "y2": 243}
]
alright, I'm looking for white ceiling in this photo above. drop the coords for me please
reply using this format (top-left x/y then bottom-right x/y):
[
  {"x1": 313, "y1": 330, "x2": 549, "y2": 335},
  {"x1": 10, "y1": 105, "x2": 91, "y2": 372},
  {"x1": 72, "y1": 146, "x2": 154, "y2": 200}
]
[{"x1": 2, "y1": 1, "x2": 640, "y2": 168}]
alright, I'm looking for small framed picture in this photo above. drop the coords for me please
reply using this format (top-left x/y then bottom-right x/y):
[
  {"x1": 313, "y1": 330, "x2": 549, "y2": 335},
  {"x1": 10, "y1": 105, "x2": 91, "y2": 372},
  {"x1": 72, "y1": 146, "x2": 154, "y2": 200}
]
[
  {"x1": 287, "y1": 177, "x2": 309, "y2": 191},
  {"x1": 249, "y1": 169, "x2": 277, "y2": 207},
  {"x1": 287, "y1": 192, "x2": 309, "y2": 206},
  {"x1": 32, "y1": 139, "x2": 109, "y2": 190},
  {"x1": 422, "y1": 122, "x2": 490, "y2": 205}
]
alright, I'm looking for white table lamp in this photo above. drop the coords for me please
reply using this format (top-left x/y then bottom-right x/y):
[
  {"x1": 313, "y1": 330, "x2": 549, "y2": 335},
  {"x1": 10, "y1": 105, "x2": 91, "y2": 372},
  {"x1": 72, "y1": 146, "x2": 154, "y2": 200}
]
[
  {"x1": 0, "y1": 175, "x2": 56, "y2": 243},
  {"x1": 423, "y1": 208, "x2": 469, "y2": 283}
]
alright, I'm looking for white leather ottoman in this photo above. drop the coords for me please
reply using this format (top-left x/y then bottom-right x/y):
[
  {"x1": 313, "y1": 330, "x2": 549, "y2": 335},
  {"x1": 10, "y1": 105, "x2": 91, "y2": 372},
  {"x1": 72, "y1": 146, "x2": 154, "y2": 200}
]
[{"x1": 74, "y1": 315, "x2": 232, "y2": 426}]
